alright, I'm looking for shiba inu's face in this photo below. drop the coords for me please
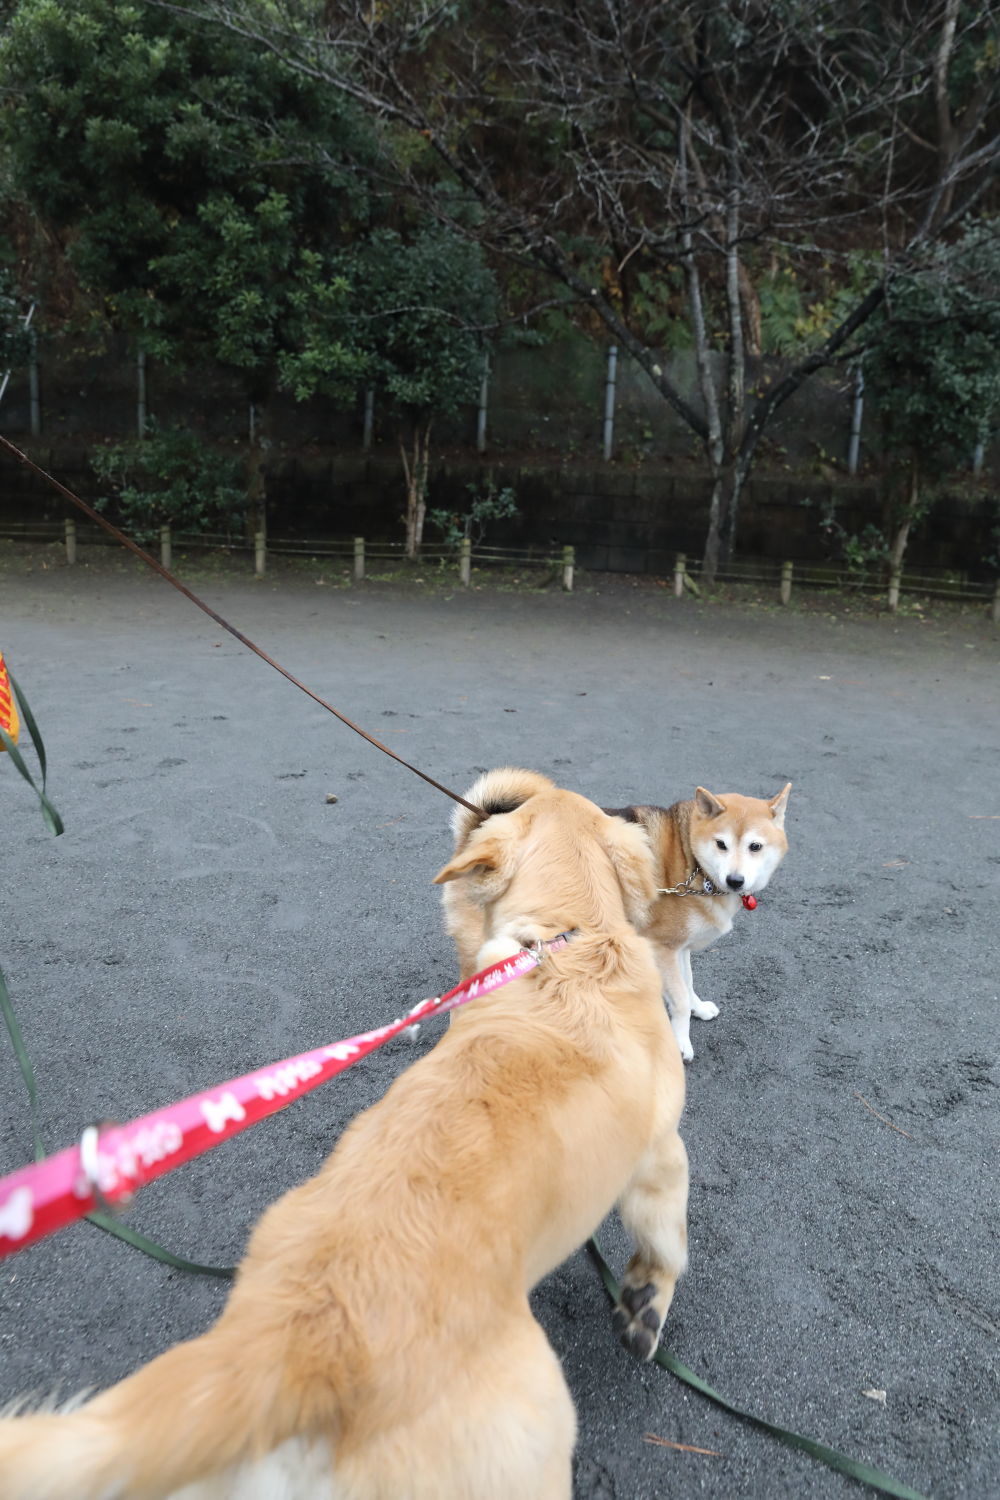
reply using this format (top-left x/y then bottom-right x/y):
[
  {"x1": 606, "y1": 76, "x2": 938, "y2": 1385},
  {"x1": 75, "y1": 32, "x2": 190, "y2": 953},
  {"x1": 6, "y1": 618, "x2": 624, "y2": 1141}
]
[{"x1": 689, "y1": 785, "x2": 791, "y2": 896}]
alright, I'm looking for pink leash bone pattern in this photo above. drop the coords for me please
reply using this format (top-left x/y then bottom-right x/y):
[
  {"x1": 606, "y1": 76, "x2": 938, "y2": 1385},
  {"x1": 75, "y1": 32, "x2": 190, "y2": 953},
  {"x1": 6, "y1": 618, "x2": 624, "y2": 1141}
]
[{"x1": 0, "y1": 937, "x2": 570, "y2": 1261}]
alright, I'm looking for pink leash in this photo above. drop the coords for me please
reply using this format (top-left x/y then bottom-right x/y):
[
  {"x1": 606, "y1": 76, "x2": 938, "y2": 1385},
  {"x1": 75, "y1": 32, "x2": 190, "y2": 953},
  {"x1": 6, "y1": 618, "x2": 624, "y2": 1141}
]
[{"x1": 0, "y1": 938, "x2": 569, "y2": 1261}]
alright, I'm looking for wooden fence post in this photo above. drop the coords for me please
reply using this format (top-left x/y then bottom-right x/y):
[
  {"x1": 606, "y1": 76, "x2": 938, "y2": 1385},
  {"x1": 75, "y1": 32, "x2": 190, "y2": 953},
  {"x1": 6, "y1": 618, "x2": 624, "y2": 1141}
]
[
  {"x1": 562, "y1": 545, "x2": 575, "y2": 592},
  {"x1": 160, "y1": 524, "x2": 171, "y2": 571},
  {"x1": 780, "y1": 560, "x2": 793, "y2": 606},
  {"x1": 459, "y1": 536, "x2": 472, "y2": 586},
  {"x1": 992, "y1": 578, "x2": 1000, "y2": 625},
  {"x1": 64, "y1": 518, "x2": 76, "y2": 565},
  {"x1": 887, "y1": 567, "x2": 901, "y2": 613},
  {"x1": 674, "y1": 553, "x2": 686, "y2": 598},
  {"x1": 255, "y1": 530, "x2": 266, "y2": 577},
  {"x1": 353, "y1": 536, "x2": 365, "y2": 582}
]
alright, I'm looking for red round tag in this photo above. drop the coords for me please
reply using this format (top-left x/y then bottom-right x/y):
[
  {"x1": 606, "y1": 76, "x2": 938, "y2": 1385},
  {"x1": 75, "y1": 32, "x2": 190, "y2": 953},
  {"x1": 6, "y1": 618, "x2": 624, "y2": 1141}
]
[{"x1": 742, "y1": 893, "x2": 757, "y2": 910}]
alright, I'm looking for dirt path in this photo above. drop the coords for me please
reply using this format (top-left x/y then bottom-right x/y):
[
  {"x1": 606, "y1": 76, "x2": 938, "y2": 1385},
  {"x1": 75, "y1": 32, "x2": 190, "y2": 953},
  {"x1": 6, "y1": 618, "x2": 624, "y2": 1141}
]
[{"x1": 2, "y1": 552, "x2": 998, "y2": 1498}]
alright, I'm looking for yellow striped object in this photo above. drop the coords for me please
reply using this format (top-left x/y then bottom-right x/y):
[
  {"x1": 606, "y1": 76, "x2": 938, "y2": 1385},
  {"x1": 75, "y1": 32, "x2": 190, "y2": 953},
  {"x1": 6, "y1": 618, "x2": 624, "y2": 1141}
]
[{"x1": 0, "y1": 651, "x2": 20, "y2": 746}]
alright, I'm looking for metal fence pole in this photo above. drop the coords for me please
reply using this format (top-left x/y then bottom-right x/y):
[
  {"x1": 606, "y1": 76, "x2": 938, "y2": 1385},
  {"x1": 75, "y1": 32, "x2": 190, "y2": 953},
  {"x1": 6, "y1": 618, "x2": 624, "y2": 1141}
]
[
  {"x1": 847, "y1": 365, "x2": 864, "y2": 476},
  {"x1": 602, "y1": 345, "x2": 618, "y2": 460},
  {"x1": 362, "y1": 389, "x2": 374, "y2": 451},
  {"x1": 353, "y1": 536, "x2": 365, "y2": 582},
  {"x1": 29, "y1": 330, "x2": 41, "y2": 436},
  {"x1": 562, "y1": 545, "x2": 575, "y2": 592},
  {"x1": 137, "y1": 350, "x2": 147, "y2": 438},
  {"x1": 477, "y1": 355, "x2": 490, "y2": 454}
]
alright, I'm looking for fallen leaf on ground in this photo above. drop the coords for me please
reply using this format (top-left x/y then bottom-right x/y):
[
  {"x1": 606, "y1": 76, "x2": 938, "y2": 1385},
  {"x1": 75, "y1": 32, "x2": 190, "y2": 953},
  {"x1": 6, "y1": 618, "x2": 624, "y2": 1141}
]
[{"x1": 863, "y1": 1390, "x2": 888, "y2": 1405}]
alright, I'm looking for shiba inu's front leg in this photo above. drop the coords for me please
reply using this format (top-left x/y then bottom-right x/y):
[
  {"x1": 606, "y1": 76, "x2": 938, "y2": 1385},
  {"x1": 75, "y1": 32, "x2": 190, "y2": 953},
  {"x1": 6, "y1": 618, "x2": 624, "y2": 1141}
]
[
  {"x1": 682, "y1": 948, "x2": 719, "y2": 1022},
  {"x1": 613, "y1": 1124, "x2": 689, "y2": 1361},
  {"x1": 657, "y1": 948, "x2": 695, "y2": 1061}
]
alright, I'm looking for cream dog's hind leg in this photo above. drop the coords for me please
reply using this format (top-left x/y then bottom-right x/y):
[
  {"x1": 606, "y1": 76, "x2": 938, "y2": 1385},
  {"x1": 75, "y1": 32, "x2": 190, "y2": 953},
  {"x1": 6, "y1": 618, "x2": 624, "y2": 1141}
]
[
  {"x1": 612, "y1": 1114, "x2": 689, "y2": 1362},
  {"x1": 335, "y1": 1314, "x2": 575, "y2": 1500}
]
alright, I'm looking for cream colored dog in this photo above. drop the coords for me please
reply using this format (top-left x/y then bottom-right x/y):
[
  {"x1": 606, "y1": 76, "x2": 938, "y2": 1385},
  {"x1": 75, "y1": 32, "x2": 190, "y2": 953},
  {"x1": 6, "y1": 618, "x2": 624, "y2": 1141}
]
[{"x1": 0, "y1": 774, "x2": 687, "y2": 1500}]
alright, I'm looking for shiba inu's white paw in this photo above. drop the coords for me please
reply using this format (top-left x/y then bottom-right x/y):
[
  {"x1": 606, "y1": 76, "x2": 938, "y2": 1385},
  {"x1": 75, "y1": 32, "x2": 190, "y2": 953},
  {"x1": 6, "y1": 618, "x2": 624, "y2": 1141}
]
[
  {"x1": 690, "y1": 996, "x2": 719, "y2": 1021},
  {"x1": 670, "y1": 1019, "x2": 694, "y2": 1062}
]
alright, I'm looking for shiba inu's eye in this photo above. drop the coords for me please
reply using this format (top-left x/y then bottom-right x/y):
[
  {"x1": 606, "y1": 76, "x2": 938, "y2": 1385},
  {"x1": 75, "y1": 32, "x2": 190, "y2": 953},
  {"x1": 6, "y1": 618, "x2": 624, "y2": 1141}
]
[
  {"x1": 715, "y1": 839, "x2": 727, "y2": 850},
  {"x1": 749, "y1": 841, "x2": 763, "y2": 853}
]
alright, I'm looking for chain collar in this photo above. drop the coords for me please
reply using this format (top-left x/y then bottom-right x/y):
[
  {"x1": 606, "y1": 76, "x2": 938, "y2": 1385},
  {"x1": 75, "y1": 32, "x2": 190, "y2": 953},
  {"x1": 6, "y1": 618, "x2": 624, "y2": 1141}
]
[{"x1": 657, "y1": 868, "x2": 719, "y2": 897}]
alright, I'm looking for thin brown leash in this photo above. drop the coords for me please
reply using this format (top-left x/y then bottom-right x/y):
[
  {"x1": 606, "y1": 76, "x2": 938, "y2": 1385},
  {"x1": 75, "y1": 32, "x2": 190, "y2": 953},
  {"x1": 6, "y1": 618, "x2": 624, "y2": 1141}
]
[{"x1": 0, "y1": 433, "x2": 483, "y2": 818}]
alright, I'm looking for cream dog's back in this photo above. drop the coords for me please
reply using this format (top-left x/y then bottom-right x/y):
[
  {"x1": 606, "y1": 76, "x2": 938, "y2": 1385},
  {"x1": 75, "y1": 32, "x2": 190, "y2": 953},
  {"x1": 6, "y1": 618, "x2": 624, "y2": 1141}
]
[{"x1": 0, "y1": 777, "x2": 686, "y2": 1500}]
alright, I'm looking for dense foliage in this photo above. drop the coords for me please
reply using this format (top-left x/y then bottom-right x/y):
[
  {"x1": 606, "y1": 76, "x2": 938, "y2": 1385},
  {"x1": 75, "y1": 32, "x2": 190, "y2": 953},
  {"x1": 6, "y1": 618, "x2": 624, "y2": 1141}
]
[
  {"x1": 866, "y1": 227, "x2": 1000, "y2": 483},
  {"x1": 1, "y1": 0, "x2": 998, "y2": 565},
  {"x1": 91, "y1": 423, "x2": 246, "y2": 541},
  {"x1": 1, "y1": 0, "x2": 368, "y2": 398}
]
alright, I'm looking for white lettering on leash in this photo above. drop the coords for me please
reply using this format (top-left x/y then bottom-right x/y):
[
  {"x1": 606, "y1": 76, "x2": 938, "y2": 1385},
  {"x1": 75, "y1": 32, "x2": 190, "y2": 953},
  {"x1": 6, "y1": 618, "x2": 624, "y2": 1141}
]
[
  {"x1": 255, "y1": 1058, "x2": 323, "y2": 1102},
  {"x1": 201, "y1": 1092, "x2": 247, "y2": 1134},
  {"x1": 0, "y1": 1186, "x2": 33, "y2": 1242},
  {"x1": 114, "y1": 1121, "x2": 185, "y2": 1179},
  {"x1": 323, "y1": 1042, "x2": 362, "y2": 1063}
]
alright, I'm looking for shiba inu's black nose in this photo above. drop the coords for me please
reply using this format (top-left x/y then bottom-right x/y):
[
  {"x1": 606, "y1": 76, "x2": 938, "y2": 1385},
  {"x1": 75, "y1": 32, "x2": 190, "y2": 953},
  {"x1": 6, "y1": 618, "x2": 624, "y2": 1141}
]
[{"x1": 726, "y1": 874, "x2": 745, "y2": 890}]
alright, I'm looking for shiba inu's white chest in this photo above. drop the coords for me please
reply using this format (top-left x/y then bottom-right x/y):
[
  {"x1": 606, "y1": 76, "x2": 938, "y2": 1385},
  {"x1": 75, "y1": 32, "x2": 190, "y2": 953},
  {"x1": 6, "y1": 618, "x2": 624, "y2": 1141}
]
[{"x1": 683, "y1": 893, "x2": 740, "y2": 952}]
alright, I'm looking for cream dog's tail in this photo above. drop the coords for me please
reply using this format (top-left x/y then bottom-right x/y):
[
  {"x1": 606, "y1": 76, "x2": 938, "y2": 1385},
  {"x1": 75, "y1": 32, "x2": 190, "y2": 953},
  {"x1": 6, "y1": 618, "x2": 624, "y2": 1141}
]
[
  {"x1": 451, "y1": 767, "x2": 556, "y2": 849},
  {"x1": 0, "y1": 1321, "x2": 324, "y2": 1499}
]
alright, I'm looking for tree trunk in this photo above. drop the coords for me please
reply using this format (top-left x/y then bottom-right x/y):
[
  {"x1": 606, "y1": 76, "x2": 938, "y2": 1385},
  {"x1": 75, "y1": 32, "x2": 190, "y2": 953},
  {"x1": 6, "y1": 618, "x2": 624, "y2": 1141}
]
[
  {"x1": 401, "y1": 417, "x2": 432, "y2": 558},
  {"x1": 721, "y1": 463, "x2": 747, "y2": 564},
  {"x1": 888, "y1": 456, "x2": 920, "y2": 574},
  {"x1": 679, "y1": 106, "x2": 726, "y2": 588}
]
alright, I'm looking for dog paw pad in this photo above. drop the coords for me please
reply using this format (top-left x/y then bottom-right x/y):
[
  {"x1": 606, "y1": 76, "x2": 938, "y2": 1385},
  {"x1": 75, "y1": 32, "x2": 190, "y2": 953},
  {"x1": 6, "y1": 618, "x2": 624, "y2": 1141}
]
[
  {"x1": 621, "y1": 1281, "x2": 655, "y2": 1314},
  {"x1": 613, "y1": 1282, "x2": 665, "y2": 1361}
]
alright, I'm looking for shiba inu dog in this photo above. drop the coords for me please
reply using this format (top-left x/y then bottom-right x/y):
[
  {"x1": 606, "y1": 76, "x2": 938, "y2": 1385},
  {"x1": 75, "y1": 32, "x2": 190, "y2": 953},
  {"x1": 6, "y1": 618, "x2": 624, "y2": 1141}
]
[
  {"x1": 443, "y1": 772, "x2": 791, "y2": 1064},
  {"x1": 605, "y1": 786, "x2": 792, "y2": 1061},
  {"x1": 0, "y1": 775, "x2": 687, "y2": 1500}
]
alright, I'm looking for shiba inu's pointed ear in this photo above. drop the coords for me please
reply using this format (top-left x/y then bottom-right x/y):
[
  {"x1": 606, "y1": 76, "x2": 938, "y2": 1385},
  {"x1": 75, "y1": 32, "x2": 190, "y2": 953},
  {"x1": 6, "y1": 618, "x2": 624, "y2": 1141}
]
[
  {"x1": 695, "y1": 787, "x2": 726, "y2": 818},
  {"x1": 433, "y1": 838, "x2": 503, "y2": 885},
  {"x1": 769, "y1": 782, "x2": 792, "y2": 828},
  {"x1": 601, "y1": 817, "x2": 658, "y2": 929}
]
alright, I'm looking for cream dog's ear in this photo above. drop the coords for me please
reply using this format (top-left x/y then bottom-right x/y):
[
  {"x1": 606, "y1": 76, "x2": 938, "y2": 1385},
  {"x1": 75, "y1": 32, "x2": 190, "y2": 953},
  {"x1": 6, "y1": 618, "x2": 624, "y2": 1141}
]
[
  {"x1": 432, "y1": 837, "x2": 504, "y2": 885},
  {"x1": 601, "y1": 817, "x2": 657, "y2": 929}
]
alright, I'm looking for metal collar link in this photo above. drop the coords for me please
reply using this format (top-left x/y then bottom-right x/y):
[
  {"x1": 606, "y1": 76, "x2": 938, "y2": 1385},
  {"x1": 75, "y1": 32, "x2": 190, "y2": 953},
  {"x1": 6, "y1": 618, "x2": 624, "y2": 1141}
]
[{"x1": 657, "y1": 869, "x2": 719, "y2": 897}]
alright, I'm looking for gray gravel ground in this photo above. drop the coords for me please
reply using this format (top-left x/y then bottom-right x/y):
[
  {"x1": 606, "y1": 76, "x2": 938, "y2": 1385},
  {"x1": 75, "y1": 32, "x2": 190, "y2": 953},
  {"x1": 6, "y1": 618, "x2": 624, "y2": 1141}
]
[{"x1": 1, "y1": 549, "x2": 998, "y2": 1499}]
